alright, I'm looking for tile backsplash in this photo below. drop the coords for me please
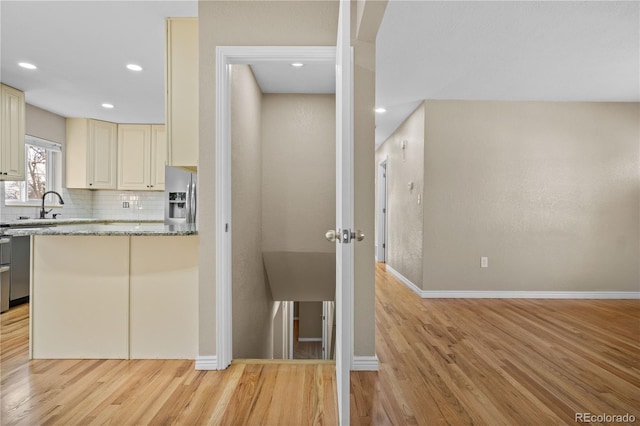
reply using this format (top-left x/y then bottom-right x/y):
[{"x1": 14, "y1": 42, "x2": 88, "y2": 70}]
[
  {"x1": 93, "y1": 190, "x2": 164, "y2": 221},
  {"x1": 1, "y1": 183, "x2": 164, "y2": 222}
]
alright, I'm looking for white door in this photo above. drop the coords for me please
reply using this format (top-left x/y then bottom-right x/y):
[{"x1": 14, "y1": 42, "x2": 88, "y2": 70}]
[{"x1": 335, "y1": 1, "x2": 353, "y2": 424}]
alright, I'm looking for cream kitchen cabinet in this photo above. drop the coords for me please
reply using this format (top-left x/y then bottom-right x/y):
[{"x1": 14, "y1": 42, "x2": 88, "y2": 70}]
[
  {"x1": 30, "y1": 234, "x2": 198, "y2": 360},
  {"x1": 129, "y1": 236, "x2": 197, "y2": 359},
  {"x1": 66, "y1": 118, "x2": 117, "y2": 189},
  {"x1": 0, "y1": 84, "x2": 25, "y2": 181},
  {"x1": 117, "y1": 124, "x2": 166, "y2": 191},
  {"x1": 166, "y1": 18, "x2": 198, "y2": 170}
]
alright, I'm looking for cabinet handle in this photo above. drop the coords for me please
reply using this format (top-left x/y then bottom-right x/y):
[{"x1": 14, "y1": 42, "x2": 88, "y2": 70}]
[{"x1": 150, "y1": 185, "x2": 154, "y2": 188}]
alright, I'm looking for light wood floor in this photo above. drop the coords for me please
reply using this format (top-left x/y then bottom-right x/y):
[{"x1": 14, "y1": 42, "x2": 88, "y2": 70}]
[
  {"x1": 350, "y1": 264, "x2": 640, "y2": 425},
  {"x1": 1, "y1": 265, "x2": 638, "y2": 425},
  {"x1": 0, "y1": 304, "x2": 336, "y2": 425},
  {"x1": 294, "y1": 319, "x2": 324, "y2": 360}
]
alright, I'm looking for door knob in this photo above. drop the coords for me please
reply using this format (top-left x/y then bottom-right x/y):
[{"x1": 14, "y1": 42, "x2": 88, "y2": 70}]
[
  {"x1": 353, "y1": 230, "x2": 365, "y2": 242},
  {"x1": 325, "y1": 229, "x2": 340, "y2": 243}
]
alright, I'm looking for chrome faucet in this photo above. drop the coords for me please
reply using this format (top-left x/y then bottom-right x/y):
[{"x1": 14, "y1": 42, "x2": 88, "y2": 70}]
[{"x1": 40, "y1": 191, "x2": 65, "y2": 219}]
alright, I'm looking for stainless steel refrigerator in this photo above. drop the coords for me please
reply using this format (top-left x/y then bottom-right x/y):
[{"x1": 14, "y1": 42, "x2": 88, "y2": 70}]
[{"x1": 164, "y1": 166, "x2": 197, "y2": 225}]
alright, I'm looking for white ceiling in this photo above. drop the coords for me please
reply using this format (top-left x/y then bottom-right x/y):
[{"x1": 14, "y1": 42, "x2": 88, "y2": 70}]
[
  {"x1": 1, "y1": 1, "x2": 638, "y2": 146},
  {"x1": 250, "y1": 62, "x2": 335, "y2": 94},
  {"x1": 0, "y1": 1, "x2": 198, "y2": 124},
  {"x1": 376, "y1": 0, "x2": 640, "y2": 146}
]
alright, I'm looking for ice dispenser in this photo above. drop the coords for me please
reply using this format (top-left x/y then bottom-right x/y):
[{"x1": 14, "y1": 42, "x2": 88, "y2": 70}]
[
  {"x1": 168, "y1": 192, "x2": 187, "y2": 219},
  {"x1": 164, "y1": 166, "x2": 197, "y2": 225}
]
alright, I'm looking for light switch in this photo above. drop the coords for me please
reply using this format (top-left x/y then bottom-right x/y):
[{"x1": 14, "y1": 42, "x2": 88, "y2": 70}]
[{"x1": 481, "y1": 257, "x2": 488, "y2": 268}]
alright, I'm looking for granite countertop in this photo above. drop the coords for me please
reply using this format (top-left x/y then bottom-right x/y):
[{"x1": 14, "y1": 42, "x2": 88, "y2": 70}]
[
  {"x1": 0, "y1": 218, "x2": 162, "y2": 228},
  {"x1": 1, "y1": 220, "x2": 197, "y2": 237}
]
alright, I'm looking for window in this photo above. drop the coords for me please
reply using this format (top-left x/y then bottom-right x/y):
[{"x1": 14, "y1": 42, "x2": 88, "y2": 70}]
[{"x1": 4, "y1": 136, "x2": 62, "y2": 205}]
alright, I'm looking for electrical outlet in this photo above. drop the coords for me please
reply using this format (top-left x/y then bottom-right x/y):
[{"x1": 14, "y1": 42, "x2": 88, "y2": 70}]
[
  {"x1": 123, "y1": 202, "x2": 130, "y2": 208},
  {"x1": 481, "y1": 257, "x2": 488, "y2": 268}
]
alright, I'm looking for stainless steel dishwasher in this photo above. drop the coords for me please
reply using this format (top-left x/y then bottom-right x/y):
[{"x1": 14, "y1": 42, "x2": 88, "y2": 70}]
[
  {"x1": 10, "y1": 235, "x2": 30, "y2": 306},
  {"x1": 0, "y1": 236, "x2": 11, "y2": 313}
]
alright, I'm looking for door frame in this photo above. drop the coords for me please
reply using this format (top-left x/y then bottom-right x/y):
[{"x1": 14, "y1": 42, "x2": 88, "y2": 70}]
[{"x1": 214, "y1": 46, "x2": 339, "y2": 370}]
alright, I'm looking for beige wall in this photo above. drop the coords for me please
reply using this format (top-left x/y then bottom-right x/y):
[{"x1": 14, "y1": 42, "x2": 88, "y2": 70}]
[
  {"x1": 272, "y1": 302, "x2": 285, "y2": 359},
  {"x1": 198, "y1": 1, "x2": 377, "y2": 359},
  {"x1": 421, "y1": 100, "x2": 640, "y2": 292},
  {"x1": 375, "y1": 104, "x2": 424, "y2": 286},
  {"x1": 262, "y1": 94, "x2": 336, "y2": 253},
  {"x1": 26, "y1": 104, "x2": 66, "y2": 145},
  {"x1": 299, "y1": 301, "x2": 322, "y2": 339},
  {"x1": 230, "y1": 64, "x2": 273, "y2": 358}
]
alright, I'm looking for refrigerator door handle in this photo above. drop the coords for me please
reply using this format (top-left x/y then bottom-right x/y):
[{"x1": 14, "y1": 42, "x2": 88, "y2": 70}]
[
  {"x1": 186, "y1": 180, "x2": 192, "y2": 223},
  {"x1": 190, "y1": 179, "x2": 197, "y2": 223}
]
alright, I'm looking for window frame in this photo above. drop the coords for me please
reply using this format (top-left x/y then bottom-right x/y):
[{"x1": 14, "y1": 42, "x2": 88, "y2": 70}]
[{"x1": 4, "y1": 135, "x2": 63, "y2": 207}]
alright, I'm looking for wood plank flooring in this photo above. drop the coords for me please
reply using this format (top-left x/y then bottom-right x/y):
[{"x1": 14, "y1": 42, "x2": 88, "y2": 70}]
[
  {"x1": 1, "y1": 264, "x2": 638, "y2": 425},
  {"x1": 294, "y1": 319, "x2": 324, "y2": 360},
  {"x1": 350, "y1": 264, "x2": 640, "y2": 425},
  {"x1": 1, "y1": 304, "x2": 336, "y2": 425}
]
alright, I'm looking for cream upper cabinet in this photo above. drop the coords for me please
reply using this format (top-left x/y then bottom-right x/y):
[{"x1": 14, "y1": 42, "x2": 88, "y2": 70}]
[
  {"x1": 0, "y1": 84, "x2": 26, "y2": 181},
  {"x1": 66, "y1": 118, "x2": 117, "y2": 189},
  {"x1": 118, "y1": 124, "x2": 150, "y2": 190},
  {"x1": 117, "y1": 124, "x2": 166, "y2": 191},
  {"x1": 166, "y1": 18, "x2": 198, "y2": 169},
  {"x1": 150, "y1": 125, "x2": 167, "y2": 189}
]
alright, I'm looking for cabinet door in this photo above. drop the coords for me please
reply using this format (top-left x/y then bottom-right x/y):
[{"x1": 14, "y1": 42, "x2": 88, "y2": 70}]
[
  {"x1": 149, "y1": 125, "x2": 167, "y2": 190},
  {"x1": 130, "y1": 236, "x2": 198, "y2": 359},
  {"x1": 0, "y1": 85, "x2": 25, "y2": 181},
  {"x1": 88, "y1": 120, "x2": 117, "y2": 189},
  {"x1": 118, "y1": 124, "x2": 151, "y2": 190},
  {"x1": 166, "y1": 18, "x2": 198, "y2": 168}
]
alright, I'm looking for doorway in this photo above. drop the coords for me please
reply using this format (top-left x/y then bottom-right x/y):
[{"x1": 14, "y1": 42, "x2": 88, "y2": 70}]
[
  {"x1": 215, "y1": 42, "x2": 354, "y2": 425},
  {"x1": 228, "y1": 62, "x2": 336, "y2": 360}
]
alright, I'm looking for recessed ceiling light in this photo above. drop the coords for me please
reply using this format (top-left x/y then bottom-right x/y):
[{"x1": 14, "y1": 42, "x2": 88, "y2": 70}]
[
  {"x1": 375, "y1": 107, "x2": 387, "y2": 113},
  {"x1": 18, "y1": 62, "x2": 37, "y2": 70},
  {"x1": 101, "y1": 103, "x2": 115, "y2": 109},
  {"x1": 126, "y1": 64, "x2": 143, "y2": 71},
  {"x1": 291, "y1": 62, "x2": 304, "y2": 67}
]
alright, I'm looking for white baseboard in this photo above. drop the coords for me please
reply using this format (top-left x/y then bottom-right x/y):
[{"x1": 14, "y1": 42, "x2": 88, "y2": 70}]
[
  {"x1": 195, "y1": 355, "x2": 218, "y2": 370},
  {"x1": 420, "y1": 291, "x2": 640, "y2": 299},
  {"x1": 352, "y1": 355, "x2": 379, "y2": 371},
  {"x1": 298, "y1": 337, "x2": 322, "y2": 342},
  {"x1": 385, "y1": 264, "x2": 424, "y2": 297},
  {"x1": 385, "y1": 264, "x2": 640, "y2": 300}
]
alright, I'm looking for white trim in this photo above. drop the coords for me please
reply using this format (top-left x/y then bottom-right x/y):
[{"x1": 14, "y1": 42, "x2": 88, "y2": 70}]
[
  {"x1": 352, "y1": 355, "x2": 379, "y2": 371},
  {"x1": 288, "y1": 301, "x2": 294, "y2": 359},
  {"x1": 420, "y1": 291, "x2": 640, "y2": 299},
  {"x1": 215, "y1": 46, "x2": 233, "y2": 371},
  {"x1": 215, "y1": 46, "x2": 337, "y2": 371},
  {"x1": 298, "y1": 337, "x2": 322, "y2": 342},
  {"x1": 386, "y1": 264, "x2": 423, "y2": 297},
  {"x1": 386, "y1": 264, "x2": 640, "y2": 300},
  {"x1": 195, "y1": 356, "x2": 218, "y2": 370}
]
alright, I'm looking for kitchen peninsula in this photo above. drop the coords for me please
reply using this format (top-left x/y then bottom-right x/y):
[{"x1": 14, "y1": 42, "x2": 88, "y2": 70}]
[{"x1": 3, "y1": 222, "x2": 198, "y2": 360}]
